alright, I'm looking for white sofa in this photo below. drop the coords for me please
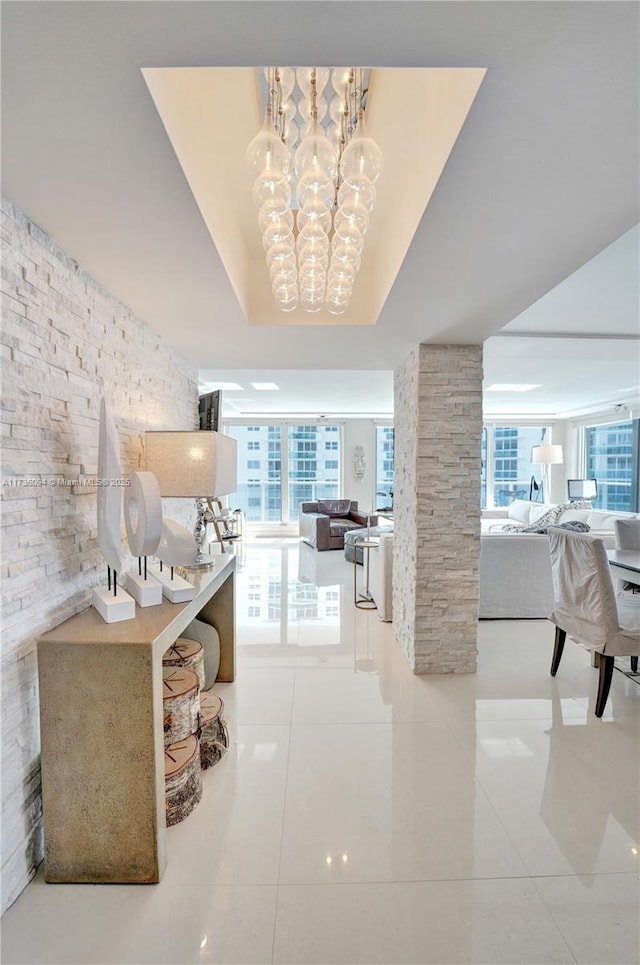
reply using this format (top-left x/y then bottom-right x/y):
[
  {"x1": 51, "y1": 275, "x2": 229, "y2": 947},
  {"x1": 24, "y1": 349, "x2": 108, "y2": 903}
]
[
  {"x1": 479, "y1": 501, "x2": 638, "y2": 618},
  {"x1": 367, "y1": 501, "x2": 639, "y2": 621},
  {"x1": 369, "y1": 533, "x2": 393, "y2": 621}
]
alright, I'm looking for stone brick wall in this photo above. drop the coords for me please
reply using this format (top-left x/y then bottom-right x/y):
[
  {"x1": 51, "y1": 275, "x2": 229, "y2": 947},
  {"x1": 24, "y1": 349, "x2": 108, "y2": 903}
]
[
  {"x1": 0, "y1": 197, "x2": 198, "y2": 912},
  {"x1": 393, "y1": 344, "x2": 482, "y2": 674}
]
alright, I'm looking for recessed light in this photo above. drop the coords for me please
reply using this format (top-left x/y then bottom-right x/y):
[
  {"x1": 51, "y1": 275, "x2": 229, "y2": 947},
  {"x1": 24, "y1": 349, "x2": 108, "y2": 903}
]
[
  {"x1": 485, "y1": 383, "x2": 541, "y2": 392},
  {"x1": 203, "y1": 382, "x2": 244, "y2": 391},
  {"x1": 251, "y1": 382, "x2": 279, "y2": 390}
]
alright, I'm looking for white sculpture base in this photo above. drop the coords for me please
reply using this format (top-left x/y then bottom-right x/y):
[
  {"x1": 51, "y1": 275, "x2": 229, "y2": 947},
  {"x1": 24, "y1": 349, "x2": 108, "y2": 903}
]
[
  {"x1": 148, "y1": 564, "x2": 195, "y2": 603},
  {"x1": 92, "y1": 585, "x2": 136, "y2": 623},
  {"x1": 125, "y1": 572, "x2": 163, "y2": 608}
]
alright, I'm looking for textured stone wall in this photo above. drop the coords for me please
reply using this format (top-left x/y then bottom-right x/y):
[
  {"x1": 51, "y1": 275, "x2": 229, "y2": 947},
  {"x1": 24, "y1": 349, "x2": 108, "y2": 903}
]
[
  {"x1": 0, "y1": 197, "x2": 198, "y2": 912},
  {"x1": 393, "y1": 344, "x2": 483, "y2": 674}
]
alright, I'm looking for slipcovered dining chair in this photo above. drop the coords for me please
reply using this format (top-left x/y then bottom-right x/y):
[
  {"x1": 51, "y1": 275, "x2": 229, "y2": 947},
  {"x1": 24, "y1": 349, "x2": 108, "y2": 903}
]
[
  {"x1": 613, "y1": 517, "x2": 640, "y2": 669},
  {"x1": 548, "y1": 527, "x2": 640, "y2": 718}
]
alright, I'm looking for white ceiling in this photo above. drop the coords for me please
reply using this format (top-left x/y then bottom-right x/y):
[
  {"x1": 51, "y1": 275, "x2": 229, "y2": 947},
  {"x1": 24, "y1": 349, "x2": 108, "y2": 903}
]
[
  {"x1": 203, "y1": 227, "x2": 640, "y2": 419},
  {"x1": 2, "y1": 2, "x2": 639, "y2": 414}
]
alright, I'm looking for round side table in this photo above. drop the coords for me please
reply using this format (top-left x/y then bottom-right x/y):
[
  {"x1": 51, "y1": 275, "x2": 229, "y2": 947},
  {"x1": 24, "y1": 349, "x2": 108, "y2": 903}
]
[{"x1": 353, "y1": 538, "x2": 379, "y2": 609}]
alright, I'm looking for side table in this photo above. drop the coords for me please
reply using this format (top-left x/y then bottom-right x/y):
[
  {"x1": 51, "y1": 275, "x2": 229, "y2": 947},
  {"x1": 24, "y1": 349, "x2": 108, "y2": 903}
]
[{"x1": 354, "y1": 538, "x2": 379, "y2": 609}]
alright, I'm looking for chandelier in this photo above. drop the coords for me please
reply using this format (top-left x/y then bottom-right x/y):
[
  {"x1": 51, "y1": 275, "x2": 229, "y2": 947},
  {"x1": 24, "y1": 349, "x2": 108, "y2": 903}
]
[{"x1": 246, "y1": 68, "x2": 383, "y2": 315}]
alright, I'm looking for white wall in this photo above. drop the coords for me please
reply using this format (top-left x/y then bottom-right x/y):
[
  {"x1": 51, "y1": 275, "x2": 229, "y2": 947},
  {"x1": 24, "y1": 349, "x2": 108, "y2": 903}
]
[{"x1": 0, "y1": 198, "x2": 198, "y2": 913}]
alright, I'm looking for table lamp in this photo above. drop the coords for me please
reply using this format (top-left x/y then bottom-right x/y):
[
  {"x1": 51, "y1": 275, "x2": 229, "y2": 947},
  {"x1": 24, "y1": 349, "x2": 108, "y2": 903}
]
[
  {"x1": 145, "y1": 430, "x2": 238, "y2": 568},
  {"x1": 531, "y1": 444, "x2": 563, "y2": 503}
]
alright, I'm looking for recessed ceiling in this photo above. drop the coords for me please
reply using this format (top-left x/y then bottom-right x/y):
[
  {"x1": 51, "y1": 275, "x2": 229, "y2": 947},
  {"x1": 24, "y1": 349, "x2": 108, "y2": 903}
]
[{"x1": 143, "y1": 66, "x2": 485, "y2": 327}]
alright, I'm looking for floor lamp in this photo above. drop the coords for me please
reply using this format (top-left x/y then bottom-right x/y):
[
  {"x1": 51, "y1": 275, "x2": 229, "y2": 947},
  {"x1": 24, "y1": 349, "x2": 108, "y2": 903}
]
[
  {"x1": 145, "y1": 430, "x2": 238, "y2": 568},
  {"x1": 531, "y1": 444, "x2": 563, "y2": 504}
]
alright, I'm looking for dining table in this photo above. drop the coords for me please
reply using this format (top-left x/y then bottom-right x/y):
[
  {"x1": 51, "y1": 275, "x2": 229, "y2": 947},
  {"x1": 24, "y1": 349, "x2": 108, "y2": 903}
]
[{"x1": 607, "y1": 549, "x2": 640, "y2": 588}]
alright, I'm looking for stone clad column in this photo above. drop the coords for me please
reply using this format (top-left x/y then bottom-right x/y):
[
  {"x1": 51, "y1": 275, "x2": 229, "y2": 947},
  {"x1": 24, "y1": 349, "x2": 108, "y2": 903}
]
[{"x1": 393, "y1": 344, "x2": 482, "y2": 673}]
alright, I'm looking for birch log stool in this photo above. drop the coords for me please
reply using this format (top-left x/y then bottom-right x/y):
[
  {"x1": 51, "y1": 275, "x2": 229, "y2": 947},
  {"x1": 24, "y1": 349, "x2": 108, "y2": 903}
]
[
  {"x1": 199, "y1": 692, "x2": 229, "y2": 769},
  {"x1": 162, "y1": 666, "x2": 200, "y2": 746},
  {"x1": 162, "y1": 637, "x2": 205, "y2": 691},
  {"x1": 164, "y1": 736, "x2": 202, "y2": 827}
]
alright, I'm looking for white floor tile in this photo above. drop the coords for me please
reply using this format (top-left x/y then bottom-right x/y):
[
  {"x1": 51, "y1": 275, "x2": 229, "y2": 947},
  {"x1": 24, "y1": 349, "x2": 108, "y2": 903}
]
[
  {"x1": 216, "y1": 669, "x2": 296, "y2": 726},
  {"x1": 466, "y1": 716, "x2": 640, "y2": 876},
  {"x1": 4, "y1": 541, "x2": 638, "y2": 965},
  {"x1": 279, "y1": 721, "x2": 528, "y2": 884},
  {"x1": 162, "y1": 725, "x2": 290, "y2": 887},
  {"x1": 273, "y1": 879, "x2": 575, "y2": 964},
  {"x1": 534, "y1": 872, "x2": 640, "y2": 965},
  {"x1": 1, "y1": 872, "x2": 277, "y2": 964}
]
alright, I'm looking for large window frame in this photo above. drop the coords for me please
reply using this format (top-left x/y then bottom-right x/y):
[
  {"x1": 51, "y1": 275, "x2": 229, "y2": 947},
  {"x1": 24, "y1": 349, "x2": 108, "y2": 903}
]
[
  {"x1": 482, "y1": 422, "x2": 552, "y2": 508},
  {"x1": 223, "y1": 420, "x2": 343, "y2": 525},
  {"x1": 375, "y1": 425, "x2": 394, "y2": 511},
  {"x1": 582, "y1": 417, "x2": 639, "y2": 512}
]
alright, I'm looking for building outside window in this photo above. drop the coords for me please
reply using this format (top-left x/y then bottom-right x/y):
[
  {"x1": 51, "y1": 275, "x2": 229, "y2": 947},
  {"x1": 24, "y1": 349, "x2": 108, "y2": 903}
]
[
  {"x1": 225, "y1": 422, "x2": 340, "y2": 523},
  {"x1": 482, "y1": 425, "x2": 548, "y2": 507},
  {"x1": 585, "y1": 419, "x2": 638, "y2": 512},
  {"x1": 226, "y1": 425, "x2": 282, "y2": 522},
  {"x1": 288, "y1": 425, "x2": 340, "y2": 519},
  {"x1": 375, "y1": 426, "x2": 394, "y2": 510}
]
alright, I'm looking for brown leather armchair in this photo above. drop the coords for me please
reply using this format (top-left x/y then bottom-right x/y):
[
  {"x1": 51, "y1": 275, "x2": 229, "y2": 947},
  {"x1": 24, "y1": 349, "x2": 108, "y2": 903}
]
[{"x1": 299, "y1": 500, "x2": 377, "y2": 551}]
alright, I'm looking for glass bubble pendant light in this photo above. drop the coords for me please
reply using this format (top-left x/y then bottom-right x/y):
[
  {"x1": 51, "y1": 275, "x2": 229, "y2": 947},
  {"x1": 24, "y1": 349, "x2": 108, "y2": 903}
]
[
  {"x1": 339, "y1": 110, "x2": 383, "y2": 191},
  {"x1": 246, "y1": 107, "x2": 291, "y2": 181}
]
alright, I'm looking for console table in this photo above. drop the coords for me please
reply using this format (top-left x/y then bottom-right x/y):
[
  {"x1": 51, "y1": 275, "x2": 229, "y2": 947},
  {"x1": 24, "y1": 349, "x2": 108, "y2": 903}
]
[{"x1": 37, "y1": 555, "x2": 235, "y2": 884}]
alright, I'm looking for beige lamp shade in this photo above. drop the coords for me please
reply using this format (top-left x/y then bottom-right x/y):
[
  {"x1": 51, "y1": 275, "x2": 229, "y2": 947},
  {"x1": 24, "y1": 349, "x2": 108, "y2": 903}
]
[
  {"x1": 144, "y1": 431, "x2": 237, "y2": 497},
  {"x1": 531, "y1": 444, "x2": 563, "y2": 466}
]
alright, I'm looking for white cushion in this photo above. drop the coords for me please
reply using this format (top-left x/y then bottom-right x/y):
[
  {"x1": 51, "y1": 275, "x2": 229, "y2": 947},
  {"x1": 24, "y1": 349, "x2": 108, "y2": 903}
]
[
  {"x1": 586, "y1": 510, "x2": 628, "y2": 530},
  {"x1": 557, "y1": 508, "x2": 591, "y2": 524},
  {"x1": 508, "y1": 500, "x2": 535, "y2": 523}
]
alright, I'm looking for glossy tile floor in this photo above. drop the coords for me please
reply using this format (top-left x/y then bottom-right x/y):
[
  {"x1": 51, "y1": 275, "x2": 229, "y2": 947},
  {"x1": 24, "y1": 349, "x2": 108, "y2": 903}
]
[{"x1": 2, "y1": 540, "x2": 639, "y2": 964}]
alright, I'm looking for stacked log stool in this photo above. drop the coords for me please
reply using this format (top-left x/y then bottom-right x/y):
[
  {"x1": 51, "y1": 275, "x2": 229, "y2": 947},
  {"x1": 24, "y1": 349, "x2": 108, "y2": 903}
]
[{"x1": 162, "y1": 636, "x2": 229, "y2": 827}]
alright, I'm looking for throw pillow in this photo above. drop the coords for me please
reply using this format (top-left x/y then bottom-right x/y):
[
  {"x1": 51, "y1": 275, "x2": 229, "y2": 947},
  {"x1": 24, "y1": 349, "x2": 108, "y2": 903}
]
[{"x1": 507, "y1": 500, "x2": 533, "y2": 524}]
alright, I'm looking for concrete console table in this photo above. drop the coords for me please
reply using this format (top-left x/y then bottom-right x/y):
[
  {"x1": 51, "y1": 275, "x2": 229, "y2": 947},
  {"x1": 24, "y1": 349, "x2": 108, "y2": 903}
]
[{"x1": 37, "y1": 554, "x2": 236, "y2": 884}]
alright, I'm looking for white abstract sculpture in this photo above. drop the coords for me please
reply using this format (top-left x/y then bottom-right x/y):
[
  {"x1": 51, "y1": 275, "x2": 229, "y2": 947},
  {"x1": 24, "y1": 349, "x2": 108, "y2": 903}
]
[
  {"x1": 124, "y1": 471, "x2": 162, "y2": 557},
  {"x1": 97, "y1": 397, "x2": 123, "y2": 573},
  {"x1": 150, "y1": 519, "x2": 198, "y2": 603},
  {"x1": 124, "y1": 471, "x2": 163, "y2": 607},
  {"x1": 93, "y1": 398, "x2": 135, "y2": 622},
  {"x1": 157, "y1": 519, "x2": 197, "y2": 567}
]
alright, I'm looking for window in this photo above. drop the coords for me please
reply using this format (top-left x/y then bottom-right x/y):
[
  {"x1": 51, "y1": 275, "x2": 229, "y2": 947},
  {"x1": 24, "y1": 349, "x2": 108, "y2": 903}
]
[
  {"x1": 375, "y1": 426, "x2": 394, "y2": 510},
  {"x1": 482, "y1": 425, "x2": 548, "y2": 507},
  {"x1": 224, "y1": 422, "x2": 340, "y2": 523},
  {"x1": 585, "y1": 419, "x2": 639, "y2": 512},
  {"x1": 248, "y1": 606, "x2": 261, "y2": 617},
  {"x1": 288, "y1": 424, "x2": 340, "y2": 519},
  {"x1": 225, "y1": 425, "x2": 282, "y2": 522}
]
